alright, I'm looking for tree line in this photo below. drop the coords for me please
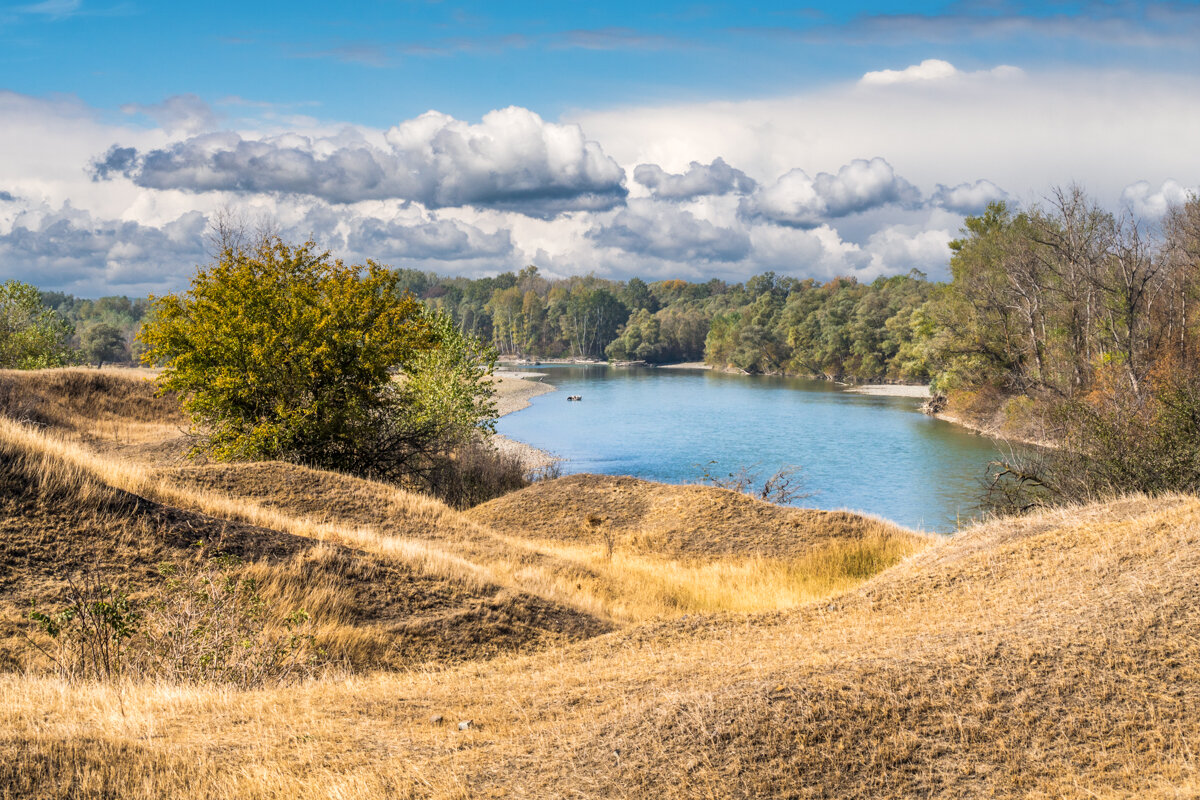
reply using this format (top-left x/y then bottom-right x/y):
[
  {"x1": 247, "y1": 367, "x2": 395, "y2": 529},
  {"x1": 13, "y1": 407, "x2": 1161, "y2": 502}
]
[{"x1": 392, "y1": 265, "x2": 938, "y2": 382}]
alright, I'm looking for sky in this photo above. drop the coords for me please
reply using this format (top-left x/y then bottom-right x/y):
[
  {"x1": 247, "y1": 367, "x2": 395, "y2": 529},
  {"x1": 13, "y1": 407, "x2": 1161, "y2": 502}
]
[{"x1": 1, "y1": 0, "x2": 1198, "y2": 296}]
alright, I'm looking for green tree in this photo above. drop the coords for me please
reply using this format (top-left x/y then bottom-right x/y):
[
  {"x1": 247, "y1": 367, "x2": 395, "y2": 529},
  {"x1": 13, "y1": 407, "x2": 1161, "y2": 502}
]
[
  {"x1": 0, "y1": 280, "x2": 76, "y2": 369},
  {"x1": 563, "y1": 286, "x2": 628, "y2": 358},
  {"x1": 80, "y1": 322, "x2": 129, "y2": 367},
  {"x1": 139, "y1": 238, "x2": 496, "y2": 480}
]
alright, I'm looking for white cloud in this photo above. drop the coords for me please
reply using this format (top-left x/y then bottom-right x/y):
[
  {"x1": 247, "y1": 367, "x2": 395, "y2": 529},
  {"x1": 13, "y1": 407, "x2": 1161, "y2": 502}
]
[
  {"x1": 93, "y1": 106, "x2": 627, "y2": 217},
  {"x1": 743, "y1": 158, "x2": 920, "y2": 227},
  {"x1": 345, "y1": 215, "x2": 514, "y2": 261},
  {"x1": 862, "y1": 225, "x2": 954, "y2": 277},
  {"x1": 120, "y1": 94, "x2": 221, "y2": 136},
  {"x1": 930, "y1": 179, "x2": 1009, "y2": 215},
  {"x1": 748, "y1": 224, "x2": 868, "y2": 278},
  {"x1": 0, "y1": 201, "x2": 208, "y2": 294},
  {"x1": 569, "y1": 65, "x2": 1200, "y2": 205},
  {"x1": 859, "y1": 59, "x2": 959, "y2": 86},
  {"x1": 1120, "y1": 179, "x2": 1198, "y2": 218},
  {"x1": 858, "y1": 59, "x2": 1022, "y2": 86},
  {"x1": 632, "y1": 158, "x2": 756, "y2": 200},
  {"x1": 7, "y1": 59, "x2": 1198, "y2": 295},
  {"x1": 588, "y1": 199, "x2": 751, "y2": 262}
]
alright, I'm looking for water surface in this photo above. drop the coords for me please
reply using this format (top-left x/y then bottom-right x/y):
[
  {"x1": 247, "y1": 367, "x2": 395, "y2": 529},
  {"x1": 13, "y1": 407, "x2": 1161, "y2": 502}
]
[{"x1": 496, "y1": 365, "x2": 1001, "y2": 532}]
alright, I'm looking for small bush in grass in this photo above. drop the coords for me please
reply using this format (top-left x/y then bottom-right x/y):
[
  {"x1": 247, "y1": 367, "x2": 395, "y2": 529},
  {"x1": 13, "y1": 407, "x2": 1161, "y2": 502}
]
[
  {"x1": 139, "y1": 556, "x2": 323, "y2": 688},
  {"x1": 27, "y1": 573, "x2": 139, "y2": 681},
  {"x1": 24, "y1": 556, "x2": 324, "y2": 687},
  {"x1": 694, "y1": 461, "x2": 811, "y2": 505},
  {"x1": 422, "y1": 439, "x2": 531, "y2": 509}
]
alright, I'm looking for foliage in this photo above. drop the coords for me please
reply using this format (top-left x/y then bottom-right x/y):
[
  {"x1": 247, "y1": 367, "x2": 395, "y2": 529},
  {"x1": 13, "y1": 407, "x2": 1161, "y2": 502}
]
[
  {"x1": 27, "y1": 573, "x2": 139, "y2": 681},
  {"x1": 79, "y1": 322, "x2": 129, "y2": 366},
  {"x1": 605, "y1": 305, "x2": 711, "y2": 363},
  {"x1": 140, "y1": 237, "x2": 455, "y2": 477},
  {"x1": 422, "y1": 439, "x2": 532, "y2": 509},
  {"x1": 397, "y1": 308, "x2": 498, "y2": 443},
  {"x1": 926, "y1": 190, "x2": 1198, "y2": 401},
  {"x1": 0, "y1": 280, "x2": 77, "y2": 369},
  {"x1": 985, "y1": 361, "x2": 1200, "y2": 511},
  {"x1": 140, "y1": 557, "x2": 322, "y2": 689}
]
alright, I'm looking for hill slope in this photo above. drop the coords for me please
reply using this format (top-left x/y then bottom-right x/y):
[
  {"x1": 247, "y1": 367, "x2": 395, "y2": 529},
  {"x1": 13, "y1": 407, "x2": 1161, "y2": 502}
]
[
  {"x1": 468, "y1": 472, "x2": 922, "y2": 558},
  {"x1": 6, "y1": 494, "x2": 1198, "y2": 798},
  {"x1": 7, "y1": 368, "x2": 1193, "y2": 797},
  {"x1": 0, "y1": 419, "x2": 610, "y2": 672}
]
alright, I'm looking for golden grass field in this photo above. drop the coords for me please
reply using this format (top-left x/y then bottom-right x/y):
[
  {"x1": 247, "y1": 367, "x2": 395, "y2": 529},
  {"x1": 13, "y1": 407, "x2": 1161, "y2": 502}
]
[{"x1": 2, "y1": 368, "x2": 1198, "y2": 798}]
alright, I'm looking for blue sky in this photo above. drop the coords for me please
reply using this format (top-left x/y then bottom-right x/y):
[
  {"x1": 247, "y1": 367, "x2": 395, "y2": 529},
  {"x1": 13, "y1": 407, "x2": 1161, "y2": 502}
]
[
  {"x1": 1, "y1": 1, "x2": 1198, "y2": 294},
  {"x1": 6, "y1": 1, "x2": 1198, "y2": 122}
]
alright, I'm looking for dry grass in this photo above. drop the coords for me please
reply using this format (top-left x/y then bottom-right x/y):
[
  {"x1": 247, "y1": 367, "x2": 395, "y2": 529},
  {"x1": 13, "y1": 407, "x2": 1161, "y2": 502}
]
[
  {"x1": 0, "y1": 415, "x2": 607, "y2": 673},
  {"x1": 489, "y1": 531, "x2": 926, "y2": 618},
  {"x1": 7, "y1": 368, "x2": 1195, "y2": 797},
  {"x1": 467, "y1": 472, "x2": 927, "y2": 559},
  {"x1": 5, "y1": 495, "x2": 1200, "y2": 798}
]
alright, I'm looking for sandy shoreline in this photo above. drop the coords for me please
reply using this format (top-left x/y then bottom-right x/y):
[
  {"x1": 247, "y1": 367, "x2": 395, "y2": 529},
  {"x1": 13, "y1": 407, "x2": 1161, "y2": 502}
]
[
  {"x1": 656, "y1": 361, "x2": 712, "y2": 370},
  {"x1": 490, "y1": 372, "x2": 560, "y2": 472},
  {"x1": 843, "y1": 384, "x2": 932, "y2": 398}
]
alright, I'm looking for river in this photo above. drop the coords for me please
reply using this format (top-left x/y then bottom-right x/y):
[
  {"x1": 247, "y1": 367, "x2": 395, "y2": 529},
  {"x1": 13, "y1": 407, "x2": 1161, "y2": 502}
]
[{"x1": 495, "y1": 365, "x2": 1003, "y2": 532}]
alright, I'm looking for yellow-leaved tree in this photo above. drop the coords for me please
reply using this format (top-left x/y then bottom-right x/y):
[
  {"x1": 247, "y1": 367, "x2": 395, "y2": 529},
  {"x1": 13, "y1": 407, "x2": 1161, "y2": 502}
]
[{"x1": 140, "y1": 237, "x2": 500, "y2": 490}]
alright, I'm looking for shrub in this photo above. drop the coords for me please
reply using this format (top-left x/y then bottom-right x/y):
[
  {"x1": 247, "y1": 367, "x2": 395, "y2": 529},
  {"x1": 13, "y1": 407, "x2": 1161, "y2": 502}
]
[
  {"x1": 422, "y1": 440, "x2": 531, "y2": 509},
  {"x1": 139, "y1": 237, "x2": 499, "y2": 486},
  {"x1": 695, "y1": 461, "x2": 811, "y2": 505},
  {"x1": 984, "y1": 363, "x2": 1200, "y2": 512},
  {"x1": 27, "y1": 573, "x2": 139, "y2": 681}
]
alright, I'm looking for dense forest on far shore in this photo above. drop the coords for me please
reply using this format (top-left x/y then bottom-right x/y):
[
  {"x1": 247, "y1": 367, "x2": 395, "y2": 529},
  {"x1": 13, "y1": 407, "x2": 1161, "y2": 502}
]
[{"x1": 33, "y1": 258, "x2": 939, "y2": 382}]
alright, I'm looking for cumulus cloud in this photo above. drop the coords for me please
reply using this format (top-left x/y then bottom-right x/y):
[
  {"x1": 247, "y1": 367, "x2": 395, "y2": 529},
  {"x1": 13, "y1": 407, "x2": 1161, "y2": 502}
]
[
  {"x1": 0, "y1": 198, "x2": 517, "y2": 292},
  {"x1": 91, "y1": 106, "x2": 627, "y2": 217},
  {"x1": 120, "y1": 94, "x2": 221, "y2": 136},
  {"x1": 345, "y1": 216, "x2": 513, "y2": 261},
  {"x1": 0, "y1": 202, "x2": 208, "y2": 292},
  {"x1": 748, "y1": 224, "x2": 869, "y2": 277},
  {"x1": 1120, "y1": 179, "x2": 1198, "y2": 218},
  {"x1": 930, "y1": 179, "x2": 1009, "y2": 214},
  {"x1": 570, "y1": 63, "x2": 1200, "y2": 206},
  {"x1": 859, "y1": 59, "x2": 959, "y2": 86},
  {"x1": 588, "y1": 200, "x2": 751, "y2": 262},
  {"x1": 743, "y1": 158, "x2": 921, "y2": 227},
  {"x1": 862, "y1": 225, "x2": 954, "y2": 276},
  {"x1": 858, "y1": 59, "x2": 1022, "y2": 86},
  {"x1": 633, "y1": 157, "x2": 756, "y2": 200}
]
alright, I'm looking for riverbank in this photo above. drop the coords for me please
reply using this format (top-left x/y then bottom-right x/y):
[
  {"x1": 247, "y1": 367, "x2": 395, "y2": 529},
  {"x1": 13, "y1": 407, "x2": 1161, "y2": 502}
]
[
  {"x1": 843, "y1": 384, "x2": 931, "y2": 398},
  {"x1": 932, "y1": 408, "x2": 1055, "y2": 449},
  {"x1": 491, "y1": 372, "x2": 560, "y2": 473},
  {"x1": 657, "y1": 361, "x2": 712, "y2": 370}
]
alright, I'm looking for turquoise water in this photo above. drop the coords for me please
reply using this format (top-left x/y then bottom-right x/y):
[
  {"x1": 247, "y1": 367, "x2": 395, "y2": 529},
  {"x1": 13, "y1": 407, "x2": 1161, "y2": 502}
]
[{"x1": 495, "y1": 365, "x2": 1002, "y2": 532}]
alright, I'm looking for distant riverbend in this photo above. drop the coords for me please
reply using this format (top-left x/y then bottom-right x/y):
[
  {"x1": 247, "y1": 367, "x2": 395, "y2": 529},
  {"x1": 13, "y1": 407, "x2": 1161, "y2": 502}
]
[{"x1": 495, "y1": 365, "x2": 1000, "y2": 533}]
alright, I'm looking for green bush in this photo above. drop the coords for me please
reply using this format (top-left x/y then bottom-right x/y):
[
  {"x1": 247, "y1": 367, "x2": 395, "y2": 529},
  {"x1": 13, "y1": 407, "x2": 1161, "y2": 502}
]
[
  {"x1": 139, "y1": 237, "x2": 498, "y2": 484},
  {"x1": 0, "y1": 280, "x2": 76, "y2": 369}
]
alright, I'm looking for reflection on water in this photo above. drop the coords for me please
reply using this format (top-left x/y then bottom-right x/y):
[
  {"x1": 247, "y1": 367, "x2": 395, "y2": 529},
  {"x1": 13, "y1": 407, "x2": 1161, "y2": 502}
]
[{"x1": 496, "y1": 365, "x2": 1001, "y2": 533}]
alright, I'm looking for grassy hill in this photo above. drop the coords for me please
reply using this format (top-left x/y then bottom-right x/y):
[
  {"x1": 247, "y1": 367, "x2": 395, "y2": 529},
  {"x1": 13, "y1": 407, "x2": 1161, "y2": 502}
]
[{"x1": 2, "y1": 369, "x2": 1197, "y2": 798}]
